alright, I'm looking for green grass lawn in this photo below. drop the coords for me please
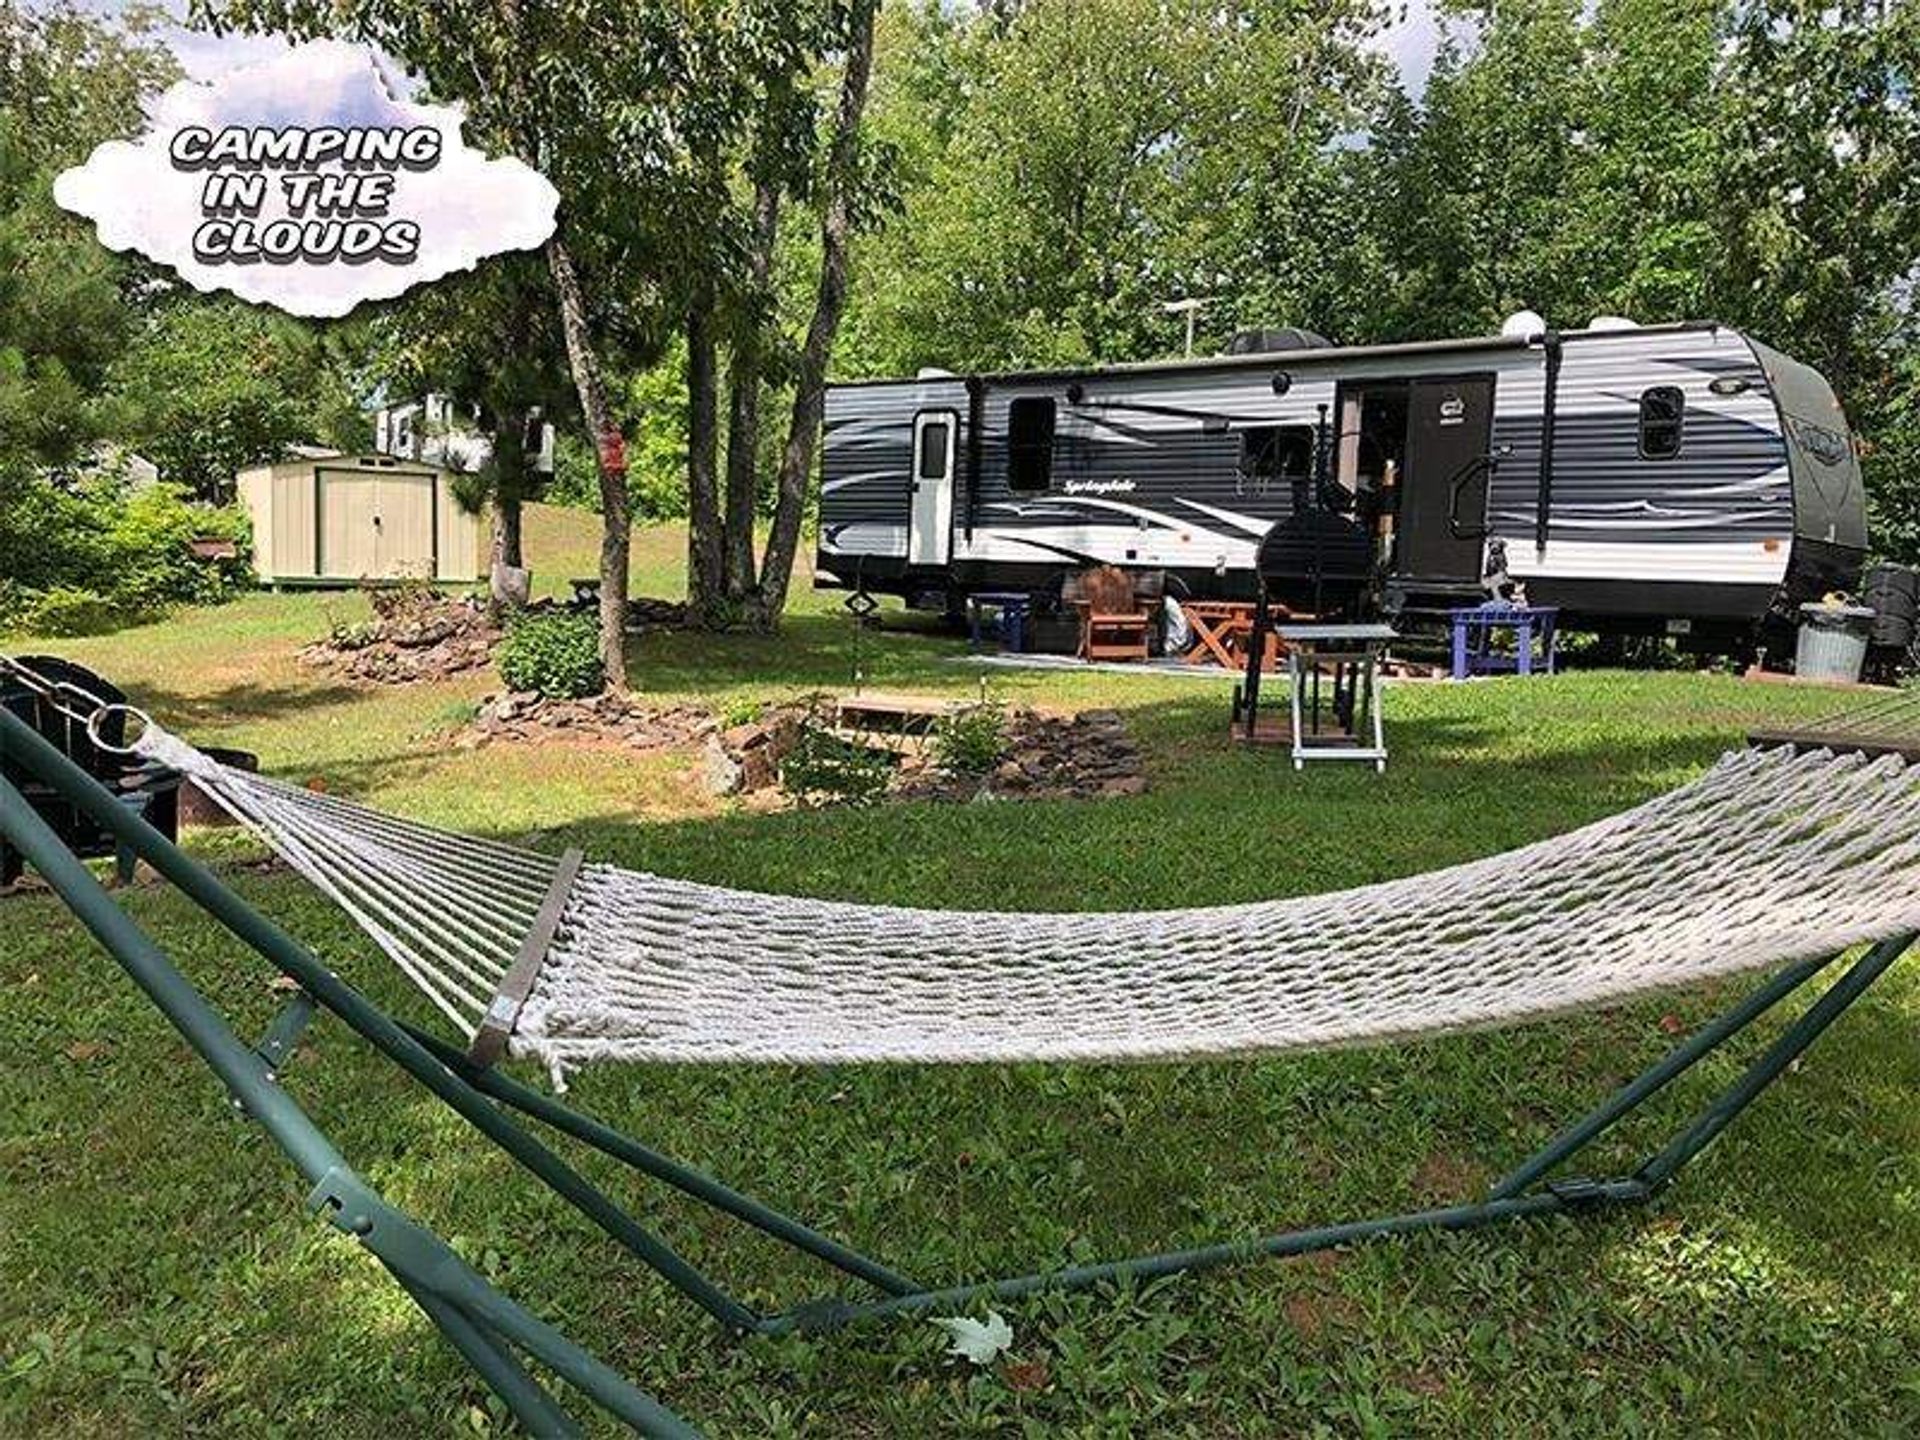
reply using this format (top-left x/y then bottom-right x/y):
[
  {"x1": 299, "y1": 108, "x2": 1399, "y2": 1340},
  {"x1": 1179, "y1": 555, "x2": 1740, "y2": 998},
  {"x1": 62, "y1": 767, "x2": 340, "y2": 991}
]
[{"x1": 3, "y1": 506, "x2": 1917, "y2": 1436}]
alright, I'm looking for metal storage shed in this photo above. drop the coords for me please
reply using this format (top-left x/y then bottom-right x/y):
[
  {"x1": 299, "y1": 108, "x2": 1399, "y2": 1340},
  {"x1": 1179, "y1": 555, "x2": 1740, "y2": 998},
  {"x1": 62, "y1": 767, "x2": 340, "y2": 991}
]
[{"x1": 236, "y1": 452, "x2": 485, "y2": 587}]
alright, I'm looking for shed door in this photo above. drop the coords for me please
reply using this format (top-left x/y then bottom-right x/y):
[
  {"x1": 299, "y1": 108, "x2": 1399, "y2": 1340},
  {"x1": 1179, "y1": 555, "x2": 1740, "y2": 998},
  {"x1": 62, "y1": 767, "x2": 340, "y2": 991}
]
[
  {"x1": 908, "y1": 410, "x2": 957, "y2": 567},
  {"x1": 1398, "y1": 376, "x2": 1495, "y2": 584},
  {"x1": 318, "y1": 468, "x2": 438, "y2": 579},
  {"x1": 375, "y1": 473, "x2": 436, "y2": 578},
  {"x1": 318, "y1": 470, "x2": 381, "y2": 578}
]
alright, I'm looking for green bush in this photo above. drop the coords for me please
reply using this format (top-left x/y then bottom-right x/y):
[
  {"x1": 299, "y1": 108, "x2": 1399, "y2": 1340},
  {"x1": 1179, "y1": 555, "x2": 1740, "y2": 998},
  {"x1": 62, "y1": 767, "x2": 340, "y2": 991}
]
[
  {"x1": 0, "y1": 467, "x2": 252, "y2": 634},
  {"x1": 932, "y1": 702, "x2": 1008, "y2": 775},
  {"x1": 20, "y1": 586, "x2": 121, "y2": 636},
  {"x1": 107, "y1": 483, "x2": 253, "y2": 611},
  {"x1": 497, "y1": 610, "x2": 605, "y2": 698},
  {"x1": 779, "y1": 703, "x2": 897, "y2": 807}
]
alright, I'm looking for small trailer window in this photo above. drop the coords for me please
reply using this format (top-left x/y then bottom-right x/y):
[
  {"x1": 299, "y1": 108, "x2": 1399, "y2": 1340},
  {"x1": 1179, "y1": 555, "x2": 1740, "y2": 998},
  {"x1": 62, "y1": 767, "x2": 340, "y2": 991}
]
[
  {"x1": 1239, "y1": 425, "x2": 1315, "y2": 482},
  {"x1": 917, "y1": 418, "x2": 952, "y2": 479},
  {"x1": 1007, "y1": 396, "x2": 1057, "y2": 492},
  {"x1": 1639, "y1": 386, "x2": 1685, "y2": 459}
]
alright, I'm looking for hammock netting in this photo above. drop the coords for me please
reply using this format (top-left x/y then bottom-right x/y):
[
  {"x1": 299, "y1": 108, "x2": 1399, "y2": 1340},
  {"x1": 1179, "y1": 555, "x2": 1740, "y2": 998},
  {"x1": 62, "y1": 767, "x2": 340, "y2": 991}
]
[{"x1": 135, "y1": 714, "x2": 1920, "y2": 1084}]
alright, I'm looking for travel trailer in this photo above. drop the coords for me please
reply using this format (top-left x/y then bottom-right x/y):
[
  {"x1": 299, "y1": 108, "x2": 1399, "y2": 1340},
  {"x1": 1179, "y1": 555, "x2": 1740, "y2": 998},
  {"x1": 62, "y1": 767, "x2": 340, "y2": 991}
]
[
  {"x1": 814, "y1": 320, "x2": 1866, "y2": 649},
  {"x1": 373, "y1": 394, "x2": 555, "y2": 477}
]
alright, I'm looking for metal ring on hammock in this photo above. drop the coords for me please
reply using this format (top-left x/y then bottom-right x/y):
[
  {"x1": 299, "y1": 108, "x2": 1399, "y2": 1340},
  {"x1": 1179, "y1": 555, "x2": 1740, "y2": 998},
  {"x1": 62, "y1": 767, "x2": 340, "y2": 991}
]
[{"x1": 85, "y1": 703, "x2": 154, "y2": 756}]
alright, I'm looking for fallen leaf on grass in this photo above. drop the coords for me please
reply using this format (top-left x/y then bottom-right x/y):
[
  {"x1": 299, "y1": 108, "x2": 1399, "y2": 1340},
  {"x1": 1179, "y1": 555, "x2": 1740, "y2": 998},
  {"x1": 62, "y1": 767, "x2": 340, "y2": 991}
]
[{"x1": 930, "y1": 1311, "x2": 1014, "y2": 1365}]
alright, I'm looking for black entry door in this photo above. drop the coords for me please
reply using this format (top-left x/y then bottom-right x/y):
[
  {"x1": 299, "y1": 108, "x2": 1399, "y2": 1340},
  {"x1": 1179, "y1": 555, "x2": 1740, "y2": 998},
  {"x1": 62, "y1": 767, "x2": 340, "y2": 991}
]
[{"x1": 1398, "y1": 375, "x2": 1495, "y2": 583}]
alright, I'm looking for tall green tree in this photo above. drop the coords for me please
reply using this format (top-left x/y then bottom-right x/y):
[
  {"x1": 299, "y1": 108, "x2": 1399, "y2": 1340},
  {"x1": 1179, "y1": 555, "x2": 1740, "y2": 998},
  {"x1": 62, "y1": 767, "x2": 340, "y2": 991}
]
[
  {"x1": 0, "y1": 1, "x2": 175, "y2": 482},
  {"x1": 840, "y1": 0, "x2": 1389, "y2": 371},
  {"x1": 0, "y1": 2, "x2": 174, "y2": 592},
  {"x1": 202, "y1": 0, "x2": 791, "y2": 690},
  {"x1": 1705, "y1": 0, "x2": 1918, "y2": 393},
  {"x1": 108, "y1": 299, "x2": 365, "y2": 502},
  {"x1": 678, "y1": 0, "x2": 887, "y2": 631},
  {"x1": 371, "y1": 256, "x2": 581, "y2": 580}
]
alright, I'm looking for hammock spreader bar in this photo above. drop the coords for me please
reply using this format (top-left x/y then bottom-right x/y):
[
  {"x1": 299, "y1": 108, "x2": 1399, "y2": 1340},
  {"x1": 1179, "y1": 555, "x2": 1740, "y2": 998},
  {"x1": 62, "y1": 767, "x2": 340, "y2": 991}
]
[
  {"x1": 2, "y1": 700, "x2": 1911, "y2": 1435},
  {"x1": 470, "y1": 845, "x2": 585, "y2": 1068}
]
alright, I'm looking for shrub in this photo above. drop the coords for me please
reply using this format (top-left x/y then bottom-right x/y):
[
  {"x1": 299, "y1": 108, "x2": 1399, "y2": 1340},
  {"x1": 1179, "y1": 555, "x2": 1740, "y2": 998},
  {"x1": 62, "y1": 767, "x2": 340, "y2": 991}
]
[
  {"x1": 779, "y1": 703, "x2": 896, "y2": 807},
  {"x1": 106, "y1": 483, "x2": 253, "y2": 611},
  {"x1": 498, "y1": 610, "x2": 605, "y2": 698},
  {"x1": 326, "y1": 617, "x2": 381, "y2": 651},
  {"x1": 933, "y1": 702, "x2": 1007, "y2": 775},
  {"x1": 0, "y1": 468, "x2": 252, "y2": 633},
  {"x1": 367, "y1": 574, "x2": 443, "y2": 625},
  {"x1": 21, "y1": 586, "x2": 121, "y2": 636}
]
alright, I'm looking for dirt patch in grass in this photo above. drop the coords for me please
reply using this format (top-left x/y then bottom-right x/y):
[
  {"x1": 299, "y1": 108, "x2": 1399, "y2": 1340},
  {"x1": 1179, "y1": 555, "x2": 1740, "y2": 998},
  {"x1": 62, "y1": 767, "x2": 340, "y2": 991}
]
[
  {"x1": 1411, "y1": 1149, "x2": 1489, "y2": 1204},
  {"x1": 465, "y1": 690, "x2": 718, "y2": 751},
  {"x1": 1282, "y1": 1284, "x2": 1363, "y2": 1342},
  {"x1": 457, "y1": 692, "x2": 1149, "y2": 809}
]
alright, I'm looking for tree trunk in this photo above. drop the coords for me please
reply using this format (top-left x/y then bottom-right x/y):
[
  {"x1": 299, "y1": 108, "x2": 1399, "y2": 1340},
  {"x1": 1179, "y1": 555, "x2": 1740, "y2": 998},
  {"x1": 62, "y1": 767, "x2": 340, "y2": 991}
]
[
  {"x1": 723, "y1": 178, "x2": 780, "y2": 601},
  {"x1": 494, "y1": 495, "x2": 525, "y2": 569},
  {"x1": 545, "y1": 233, "x2": 631, "y2": 694},
  {"x1": 752, "y1": 0, "x2": 880, "y2": 630},
  {"x1": 492, "y1": 407, "x2": 529, "y2": 574},
  {"x1": 685, "y1": 295, "x2": 726, "y2": 627}
]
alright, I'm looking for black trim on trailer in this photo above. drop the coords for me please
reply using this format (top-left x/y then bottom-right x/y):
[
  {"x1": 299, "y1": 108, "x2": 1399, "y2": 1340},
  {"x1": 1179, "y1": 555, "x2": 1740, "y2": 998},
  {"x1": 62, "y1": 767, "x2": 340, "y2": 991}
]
[
  {"x1": 1535, "y1": 332, "x2": 1562, "y2": 552},
  {"x1": 1519, "y1": 575, "x2": 1777, "y2": 624},
  {"x1": 964, "y1": 375, "x2": 985, "y2": 543}
]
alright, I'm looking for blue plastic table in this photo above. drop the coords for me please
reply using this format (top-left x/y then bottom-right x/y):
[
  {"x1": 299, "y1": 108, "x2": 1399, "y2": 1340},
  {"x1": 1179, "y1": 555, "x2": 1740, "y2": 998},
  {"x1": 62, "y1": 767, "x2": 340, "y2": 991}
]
[{"x1": 1448, "y1": 604, "x2": 1559, "y2": 680}]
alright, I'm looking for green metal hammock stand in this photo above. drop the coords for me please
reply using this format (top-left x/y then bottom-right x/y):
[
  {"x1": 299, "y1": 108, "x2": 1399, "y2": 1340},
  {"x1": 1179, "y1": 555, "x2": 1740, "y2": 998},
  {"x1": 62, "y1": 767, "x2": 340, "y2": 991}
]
[{"x1": 1, "y1": 698, "x2": 1912, "y2": 1438}]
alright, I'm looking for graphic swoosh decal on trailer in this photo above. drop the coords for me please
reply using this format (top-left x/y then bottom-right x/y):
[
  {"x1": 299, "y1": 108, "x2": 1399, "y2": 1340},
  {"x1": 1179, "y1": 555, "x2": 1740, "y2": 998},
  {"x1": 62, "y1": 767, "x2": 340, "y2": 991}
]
[
  {"x1": 821, "y1": 468, "x2": 900, "y2": 494},
  {"x1": 1173, "y1": 498, "x2": 1277, "y2": 538}
]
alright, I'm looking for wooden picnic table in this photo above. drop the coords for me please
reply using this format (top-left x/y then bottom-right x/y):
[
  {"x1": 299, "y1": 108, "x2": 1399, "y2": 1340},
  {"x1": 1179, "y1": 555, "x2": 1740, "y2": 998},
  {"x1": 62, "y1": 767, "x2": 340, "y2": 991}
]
[{"x1": 1180, "y1": 600, "x2": 1287, "y2": 670}]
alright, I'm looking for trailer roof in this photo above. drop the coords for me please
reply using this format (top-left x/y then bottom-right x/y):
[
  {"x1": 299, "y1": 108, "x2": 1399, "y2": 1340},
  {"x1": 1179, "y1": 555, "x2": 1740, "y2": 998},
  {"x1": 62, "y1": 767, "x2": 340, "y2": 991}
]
[{"x1": 832, "y1": 320, "x2": 1728, "y2": 389}]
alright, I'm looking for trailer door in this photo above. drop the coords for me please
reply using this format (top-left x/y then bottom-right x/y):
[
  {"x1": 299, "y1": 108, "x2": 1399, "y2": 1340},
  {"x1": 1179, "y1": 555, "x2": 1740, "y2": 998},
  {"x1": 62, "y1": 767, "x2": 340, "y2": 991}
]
[
  {"x1": 908, "y1": 409, "x2": 957, "y2": 566},
  {"x1": 1398, "y1": 375, "x2": 1495, "y2": 585}
]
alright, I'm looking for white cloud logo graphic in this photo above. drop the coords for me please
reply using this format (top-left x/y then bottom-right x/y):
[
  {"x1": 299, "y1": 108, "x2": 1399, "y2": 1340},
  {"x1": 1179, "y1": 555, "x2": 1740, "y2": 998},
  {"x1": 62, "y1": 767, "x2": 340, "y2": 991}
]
[{"x1": 54, "y1": 40, "x2": 558, "y2": 318}]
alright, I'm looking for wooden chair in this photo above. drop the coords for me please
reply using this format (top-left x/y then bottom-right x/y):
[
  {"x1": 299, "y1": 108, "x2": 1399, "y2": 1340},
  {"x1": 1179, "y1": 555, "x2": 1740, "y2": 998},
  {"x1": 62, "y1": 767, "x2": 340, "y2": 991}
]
[{"x1": 1064, "y1": 565, "x2": 1152, "y2": 662}]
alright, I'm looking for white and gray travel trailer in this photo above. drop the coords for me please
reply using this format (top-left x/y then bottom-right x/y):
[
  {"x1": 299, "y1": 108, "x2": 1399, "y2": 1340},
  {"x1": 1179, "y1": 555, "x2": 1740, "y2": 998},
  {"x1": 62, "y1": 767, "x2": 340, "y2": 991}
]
[{"x1": 814, "y1": 321, "x2": 1866, "y2": 648}]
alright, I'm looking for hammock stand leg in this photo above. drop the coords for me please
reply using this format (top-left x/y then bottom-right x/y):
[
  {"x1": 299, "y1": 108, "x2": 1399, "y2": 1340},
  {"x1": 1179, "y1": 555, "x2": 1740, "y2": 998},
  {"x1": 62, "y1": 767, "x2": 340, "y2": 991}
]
[
  {"x1": 10, "y1": 705, "x2": 1911, "y2": 1360},
  {"x1": 0, "y1": 706, "x2": 760, "y2": 1336},
  {"x1": 0, "y1": 766, "x2": 697, "y2": 1440},
  {"x1": 755, "y1": 935, "x2": 1913, "y2": 1336}
]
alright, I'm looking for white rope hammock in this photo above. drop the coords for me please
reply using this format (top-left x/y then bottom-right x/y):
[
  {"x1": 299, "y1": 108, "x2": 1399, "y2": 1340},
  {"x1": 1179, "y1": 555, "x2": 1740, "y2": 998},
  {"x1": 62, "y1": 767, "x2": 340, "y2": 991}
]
[{"x1": 135, "y1": 724, "x2": 1920, "y2": 1084}]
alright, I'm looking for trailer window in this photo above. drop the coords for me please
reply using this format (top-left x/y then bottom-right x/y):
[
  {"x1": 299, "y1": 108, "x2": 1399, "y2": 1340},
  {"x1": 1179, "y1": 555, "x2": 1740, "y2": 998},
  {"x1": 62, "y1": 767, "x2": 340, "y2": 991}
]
[
  {"x1": 1240, "y1": 425, "x2": 1314, "y2": 482},
  {"x1": 1639, "y1": 386, "x2": 1685, "y2": 459},
  {"x1": 1007, "y1": 396, "x2": 1057, "y2": 492},
  {"x1": 916, "y1": 418, "x2": 952, "y2": 479}
]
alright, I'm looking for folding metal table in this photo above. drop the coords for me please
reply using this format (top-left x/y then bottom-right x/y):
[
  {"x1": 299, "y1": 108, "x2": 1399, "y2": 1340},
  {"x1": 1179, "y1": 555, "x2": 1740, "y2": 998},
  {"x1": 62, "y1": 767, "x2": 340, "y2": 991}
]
[{"x1": 1276, "y1": 623, "x2": 1395, "y2": 772}]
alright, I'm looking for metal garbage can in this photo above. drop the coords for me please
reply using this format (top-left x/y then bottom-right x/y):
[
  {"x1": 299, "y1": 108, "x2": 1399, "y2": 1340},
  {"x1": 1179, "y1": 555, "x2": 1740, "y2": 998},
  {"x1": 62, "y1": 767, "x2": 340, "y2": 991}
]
[{"x1": 1795, "y1": 602, "x2": 1875, "y2": 683}]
